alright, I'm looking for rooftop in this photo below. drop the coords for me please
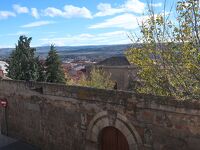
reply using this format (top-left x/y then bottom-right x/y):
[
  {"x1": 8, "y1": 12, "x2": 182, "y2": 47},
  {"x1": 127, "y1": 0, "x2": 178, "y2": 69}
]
[{"x1": 97, "y1": 56, "x2": 130, "y2": 66}]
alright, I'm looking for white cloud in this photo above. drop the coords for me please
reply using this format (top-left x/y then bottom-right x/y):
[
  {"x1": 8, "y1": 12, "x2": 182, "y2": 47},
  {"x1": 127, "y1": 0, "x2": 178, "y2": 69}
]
[
  {"x1": 150, "y1": 3, "x2": 162, "y2": 7},
  {"x1": 39, "y1": 31, "x2": 130, "y2": 46},
  {"x1": 43, "y1": 5, "x2": 92, "y2": 19},
  {"x1": 0, "y1": 45, "x2": 12, "y2": 48},
  {"x1": 95, "y1": 3, "x2": 124, "y2": 17},
  {"x1": 124, "y1": 0, "x2": 146, "y2": 14},
  {"x1": 64, "y1": 5, "x2": 92, "y2": 18},
  {"x1": 31, "y1": 8, "x2": 40, "y2": 19},
  {"x1": 95, "y1": 0, "x2": 146, "y2": 17},
  {"x1": 0, "y1": 11, "x2": 16, "y2": 19},
  {"x1": 21, "y1": 21, "x2": 55, "y2": 28},
  {"x1": 43, "y1": 7, "x2": 63, "y2": 17},
  {"x1": 6, "y1": 31, "x2": 29, "y2": 36},
  {"x1": 89, "y1": 13, "x2": 146, "y2": 29},
  {"x1": 13, "y1": 4, "x2": 29, "y2": 14}
]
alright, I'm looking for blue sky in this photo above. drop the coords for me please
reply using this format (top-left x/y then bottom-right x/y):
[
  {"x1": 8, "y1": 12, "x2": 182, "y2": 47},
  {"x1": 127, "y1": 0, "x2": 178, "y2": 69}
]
[{"x1": 0, "y1": 0, "x2": 178, "y2": 48}]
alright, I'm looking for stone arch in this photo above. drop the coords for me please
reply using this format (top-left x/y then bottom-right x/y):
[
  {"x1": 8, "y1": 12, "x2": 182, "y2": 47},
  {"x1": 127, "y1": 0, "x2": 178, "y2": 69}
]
[{"x1": 86, "y1": 111, "x2": 143, "y2": 150}]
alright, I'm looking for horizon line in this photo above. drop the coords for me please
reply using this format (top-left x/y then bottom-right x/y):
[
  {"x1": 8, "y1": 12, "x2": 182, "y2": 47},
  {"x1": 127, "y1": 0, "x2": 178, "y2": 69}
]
[{"x1": 0, "y1": 43, "x2": 132, "y2": 49}]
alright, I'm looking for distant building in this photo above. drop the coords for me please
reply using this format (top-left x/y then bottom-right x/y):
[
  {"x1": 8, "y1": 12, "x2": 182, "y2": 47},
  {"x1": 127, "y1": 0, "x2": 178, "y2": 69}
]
[
  {"x1": 62, "y1": 60, "x2": 90, "y2": 81},
  {"x1": 86, "y1": 56, "x2": 138, "y2": 90},
  {"x1": 0, "y1": 69, "x2": 3, "y2": 78},
  {"x1": 97, "y1": 56, "x2": 130, "y2": 66},
  {"x1": 0, "y1": 61, "x2": 8, "y2": 78}
]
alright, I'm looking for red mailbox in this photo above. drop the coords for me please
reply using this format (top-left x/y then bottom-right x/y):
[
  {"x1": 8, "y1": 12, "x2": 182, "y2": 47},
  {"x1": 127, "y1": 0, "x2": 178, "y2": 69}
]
[{"x1": 0, "y1": 99, "x2": 7, "y2": 107}]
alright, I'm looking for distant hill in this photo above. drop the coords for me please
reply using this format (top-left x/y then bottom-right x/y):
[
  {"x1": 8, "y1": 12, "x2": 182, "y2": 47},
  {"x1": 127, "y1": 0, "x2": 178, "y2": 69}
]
[{"x1": 0, "y1": 44, "x2": 132, "y2": 61}]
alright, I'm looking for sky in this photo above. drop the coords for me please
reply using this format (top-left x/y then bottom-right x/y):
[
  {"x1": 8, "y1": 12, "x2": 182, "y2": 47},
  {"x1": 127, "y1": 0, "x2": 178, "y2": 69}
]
[{"x1": 0, "y1": 0, "x2": 178, "y2": 48}]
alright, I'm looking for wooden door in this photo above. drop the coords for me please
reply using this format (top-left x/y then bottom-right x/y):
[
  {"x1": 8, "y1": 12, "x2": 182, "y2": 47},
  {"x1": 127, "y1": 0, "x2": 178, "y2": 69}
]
[{"x1": 100, "y1": 127, "x2": 129, "y2": 150}]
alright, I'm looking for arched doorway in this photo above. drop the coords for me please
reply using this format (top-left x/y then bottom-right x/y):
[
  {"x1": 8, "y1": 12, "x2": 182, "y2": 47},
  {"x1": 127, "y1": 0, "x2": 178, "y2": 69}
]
[
  {"x1": 86, "y1": 111, "x2": 142, "y2": 150},
  {"x1": 100, "y1": 127, "x2": 129, "y2": 150}
]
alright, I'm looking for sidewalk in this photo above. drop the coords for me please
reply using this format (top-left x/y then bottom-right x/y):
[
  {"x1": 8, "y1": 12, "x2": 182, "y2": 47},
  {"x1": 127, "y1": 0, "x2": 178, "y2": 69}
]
[{"x1": 0, "y1": 134, "x2": 39, "y2": 150}]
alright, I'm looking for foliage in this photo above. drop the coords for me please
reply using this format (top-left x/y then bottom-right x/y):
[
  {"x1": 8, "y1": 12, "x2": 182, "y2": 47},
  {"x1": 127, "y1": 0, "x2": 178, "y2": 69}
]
[
  {"x1": 67, "y1": 68, "x2": 115, "y2": 89},
  {"x1": 7, "y1": 37, "x2": 65, "y2": 83},
  {"x1": 45, "y1": 45, "x2": 65, "y2": 83},
  {"x1": 126, "y1": 0, "x2": 200, "y2": 100},
  {"x1": 36, "y1": 58, "x2": 46, "y2": 82},
  {"x1": 7, "y1": 36, "x2": 39, "y2": 81}
]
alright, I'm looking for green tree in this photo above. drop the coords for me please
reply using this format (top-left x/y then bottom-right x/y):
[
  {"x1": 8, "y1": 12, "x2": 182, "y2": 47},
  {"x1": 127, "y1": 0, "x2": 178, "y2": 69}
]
[
  {"x1": 67, "y1": 68, "x2": 115, "y2": 89},
  {"x1": 126, "y1": 0, "x2": 200, "y2": 100},
  {"x1": 36, "y1": 58, "x2": 46, "y2": 82},
  {"x1": 7, "y1": 36, "x2": 39, "y2": 81},
  {"x1": 45, "y1": 45, "x2": 65, "y2": 83}
]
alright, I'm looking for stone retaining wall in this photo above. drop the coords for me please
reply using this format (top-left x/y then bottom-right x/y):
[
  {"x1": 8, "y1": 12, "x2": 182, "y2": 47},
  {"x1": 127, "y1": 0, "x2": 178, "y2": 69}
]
[{"x1": 0, "y1": 80, "x2": 199, "y2": 150}]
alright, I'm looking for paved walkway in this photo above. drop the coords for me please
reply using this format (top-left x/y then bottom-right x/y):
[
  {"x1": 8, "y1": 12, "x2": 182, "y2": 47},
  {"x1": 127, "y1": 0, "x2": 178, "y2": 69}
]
[{"x1": 0, "y1": 134, "x2": 39, "y2": 150}]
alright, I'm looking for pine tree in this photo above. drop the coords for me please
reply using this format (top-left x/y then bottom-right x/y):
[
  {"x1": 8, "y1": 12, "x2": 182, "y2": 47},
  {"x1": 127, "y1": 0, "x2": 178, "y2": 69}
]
[
  {"x1": 45, "y1": 45, "x2": 65, "y2": 83},
  {"x1": 7, "y1": 36, "x2": 39, "y2": 81},
  {"x1": 36, "y1": 58, "x2": 46, "y2": 82}
]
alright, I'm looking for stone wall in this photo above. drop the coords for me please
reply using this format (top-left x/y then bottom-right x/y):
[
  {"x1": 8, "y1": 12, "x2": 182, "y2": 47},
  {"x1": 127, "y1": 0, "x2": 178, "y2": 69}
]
[
  {"x1": 0, "y1": 79, "x2": 199, "y2": 150},
  {"x1": 99, "y1": 66, "x2": 138, "y2": 90},
  {"x1": 86, "y1": 65, "x2": 138, "y2": 90}
]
